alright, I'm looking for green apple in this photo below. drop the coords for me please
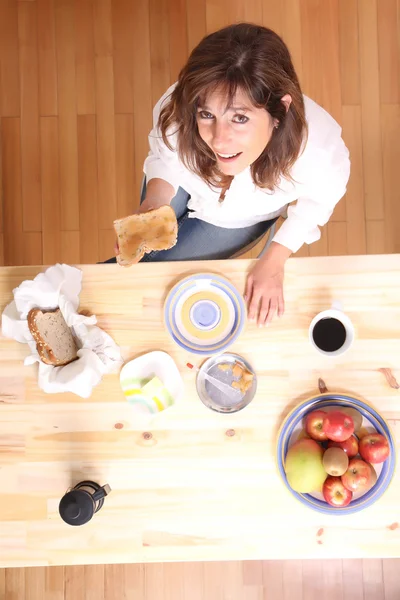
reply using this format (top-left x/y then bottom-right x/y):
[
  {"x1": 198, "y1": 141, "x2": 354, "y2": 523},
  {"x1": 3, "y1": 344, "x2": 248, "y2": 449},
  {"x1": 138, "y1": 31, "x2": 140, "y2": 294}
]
[{"x1": 285, "y1": 438, "x2": 327, "y2": 493}]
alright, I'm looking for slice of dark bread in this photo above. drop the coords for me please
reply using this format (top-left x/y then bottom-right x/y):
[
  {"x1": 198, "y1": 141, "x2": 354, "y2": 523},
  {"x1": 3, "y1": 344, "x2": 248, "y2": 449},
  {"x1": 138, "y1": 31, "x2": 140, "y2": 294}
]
[{"x1": 27, "y1": 308, "x2": 78, "y2": 366}]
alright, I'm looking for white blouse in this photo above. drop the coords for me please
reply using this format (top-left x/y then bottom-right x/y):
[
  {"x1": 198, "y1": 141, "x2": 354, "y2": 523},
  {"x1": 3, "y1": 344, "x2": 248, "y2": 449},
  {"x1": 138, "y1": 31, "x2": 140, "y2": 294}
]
[{"x1": 144, "y1": 83, "x2": 350, "y2": 253}]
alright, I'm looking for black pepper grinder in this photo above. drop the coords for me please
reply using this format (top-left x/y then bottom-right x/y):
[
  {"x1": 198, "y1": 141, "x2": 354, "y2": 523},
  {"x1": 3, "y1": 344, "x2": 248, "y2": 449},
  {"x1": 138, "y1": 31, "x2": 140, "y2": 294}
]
[{"x1": 59, "y1": 480, "x2": 111, "y2": 526}]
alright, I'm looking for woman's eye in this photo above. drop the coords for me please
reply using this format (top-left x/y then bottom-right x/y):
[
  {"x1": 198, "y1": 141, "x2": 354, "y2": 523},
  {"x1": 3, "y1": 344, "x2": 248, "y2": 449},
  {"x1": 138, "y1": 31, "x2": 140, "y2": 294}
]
[
  {"x1": 233, "y1": 114, "x2": 249, "y2": 124},
  {"x1": 198, "y1": 111, "x2": 214, "y2": 119}
]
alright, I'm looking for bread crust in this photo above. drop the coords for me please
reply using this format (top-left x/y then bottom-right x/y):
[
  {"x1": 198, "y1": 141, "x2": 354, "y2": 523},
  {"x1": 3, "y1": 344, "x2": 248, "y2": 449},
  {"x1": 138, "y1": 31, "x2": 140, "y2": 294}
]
[{"x1": 27, "y1": 308, "x2": 78, "y2": 367}]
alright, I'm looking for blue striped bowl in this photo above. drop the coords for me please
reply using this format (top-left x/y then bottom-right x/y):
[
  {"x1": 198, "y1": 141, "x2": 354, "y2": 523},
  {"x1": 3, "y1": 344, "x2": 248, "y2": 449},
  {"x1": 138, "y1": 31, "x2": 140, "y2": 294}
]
[{"x1": 277, "y1": 393, "x2": 396, "y2": 515}]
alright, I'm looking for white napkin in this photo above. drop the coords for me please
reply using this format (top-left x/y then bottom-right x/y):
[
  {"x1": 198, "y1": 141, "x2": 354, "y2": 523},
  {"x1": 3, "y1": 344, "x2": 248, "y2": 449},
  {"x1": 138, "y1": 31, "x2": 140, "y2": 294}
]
[{"x1": 1, "y1": 263, "x2": 123, "y2": 398}]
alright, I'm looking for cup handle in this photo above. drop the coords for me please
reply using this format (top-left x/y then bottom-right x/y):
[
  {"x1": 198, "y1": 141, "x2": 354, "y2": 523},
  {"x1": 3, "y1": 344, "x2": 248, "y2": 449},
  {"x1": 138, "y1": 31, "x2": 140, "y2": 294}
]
[
  {"x1": 331, "y1": 300, "x2": 343, "y2": 312},
  {"x1": 92, "y1": 484, "x2": 112, "y2": 502}
]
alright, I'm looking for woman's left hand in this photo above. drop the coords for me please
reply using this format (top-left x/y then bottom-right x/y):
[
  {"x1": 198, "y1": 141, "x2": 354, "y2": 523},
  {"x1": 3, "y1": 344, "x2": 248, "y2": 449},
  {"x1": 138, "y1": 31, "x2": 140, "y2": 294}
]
[{"x1": 245, "y1": 242, "x2": 291, "y2": 326}]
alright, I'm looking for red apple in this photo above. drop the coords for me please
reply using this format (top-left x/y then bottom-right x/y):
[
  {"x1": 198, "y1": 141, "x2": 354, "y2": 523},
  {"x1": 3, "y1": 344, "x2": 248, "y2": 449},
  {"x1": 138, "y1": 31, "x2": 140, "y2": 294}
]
[
  {"x1": 323, "y1": 410, "x2": 354, "y2": 442},
  {"x1": 323, "y1": 476, "x2": 353, "y2": 507},
  {"x1": 327, "y1": 435, "x2": 359, "y2": 458},
  {"x1": 359, "y1": 433, "x2": 390, "y2": 464},
  {"x1": 341, "y1": 458, "x2": 373, "y2": 492},
  {"x1": 305, "y1": 410, "x2": 328, "y2": 441}
]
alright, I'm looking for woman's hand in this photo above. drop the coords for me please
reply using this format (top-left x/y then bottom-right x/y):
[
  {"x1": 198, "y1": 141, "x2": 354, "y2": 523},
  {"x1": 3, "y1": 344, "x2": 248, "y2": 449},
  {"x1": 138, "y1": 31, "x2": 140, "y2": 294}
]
[{"x1": 245, "y1": 242, "x2": 292, "y2": 326}]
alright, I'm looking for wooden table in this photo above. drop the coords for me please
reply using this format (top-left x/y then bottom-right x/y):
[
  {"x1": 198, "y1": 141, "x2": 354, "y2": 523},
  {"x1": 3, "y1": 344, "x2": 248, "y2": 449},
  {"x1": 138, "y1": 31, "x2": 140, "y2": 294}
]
[{"x1": 0, "y1": 256, "x2": 400, "y2": 568}]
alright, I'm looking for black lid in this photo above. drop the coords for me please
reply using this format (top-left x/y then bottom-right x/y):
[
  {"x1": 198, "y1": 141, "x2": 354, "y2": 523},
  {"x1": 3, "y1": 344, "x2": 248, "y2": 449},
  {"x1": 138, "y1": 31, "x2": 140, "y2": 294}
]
[{"x1": 59, "y1": 490, "x2": 95, "y2": 526}]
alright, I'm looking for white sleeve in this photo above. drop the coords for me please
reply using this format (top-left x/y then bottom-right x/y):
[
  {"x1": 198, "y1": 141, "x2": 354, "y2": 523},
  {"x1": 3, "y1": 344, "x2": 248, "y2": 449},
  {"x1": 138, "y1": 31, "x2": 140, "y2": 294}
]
[
  {"x1": 143, "y1": 83, "x2": 186, "y2": 194},
  {"x1": 272, "y1": 132, "x2": 351, "y2": 254}
]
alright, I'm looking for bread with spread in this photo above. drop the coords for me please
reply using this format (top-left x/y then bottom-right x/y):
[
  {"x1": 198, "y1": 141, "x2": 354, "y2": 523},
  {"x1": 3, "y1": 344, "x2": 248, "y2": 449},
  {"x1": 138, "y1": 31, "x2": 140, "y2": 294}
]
[
  {"x1": 27, "y1": 308, "x2": 78, "y2": 366},
  {"x1": 113, "y1": 205, "x2": 178, "y2": 266}
]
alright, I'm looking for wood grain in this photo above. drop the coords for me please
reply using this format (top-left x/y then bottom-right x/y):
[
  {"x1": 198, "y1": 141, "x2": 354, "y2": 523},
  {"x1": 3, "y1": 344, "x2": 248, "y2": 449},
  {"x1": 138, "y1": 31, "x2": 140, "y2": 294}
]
[
  {"x1": 40, "y1": 117, "x2": 61, "y2": 264},
  {"x1": 37, "y1": 0, "x2": 58, "y2": 117},
  {"x1": 2, "y1": 118, "x2": 24, "y2": 266},
  {"x1": 75, "y1": 0, "x2": 96, "y2": 116},
  {"x1": 55, "y1": 0, "x2": 79, "y2": 232},
  {"x1": 1, "y1": 256, "x2": 400, "y2": 568},
  {"x1": 18, "y1": 0, "x2": 42, "y2": 233},
  {"x1": 0, "y1": 0, "x2": 20, "y2": 117}
]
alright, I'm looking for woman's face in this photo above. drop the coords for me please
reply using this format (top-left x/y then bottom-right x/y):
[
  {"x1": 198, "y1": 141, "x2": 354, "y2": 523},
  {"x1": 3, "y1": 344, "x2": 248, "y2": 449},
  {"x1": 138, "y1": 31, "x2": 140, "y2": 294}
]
[{"x1": 196, "y1": 86, "x2": 275, "y2": 176}]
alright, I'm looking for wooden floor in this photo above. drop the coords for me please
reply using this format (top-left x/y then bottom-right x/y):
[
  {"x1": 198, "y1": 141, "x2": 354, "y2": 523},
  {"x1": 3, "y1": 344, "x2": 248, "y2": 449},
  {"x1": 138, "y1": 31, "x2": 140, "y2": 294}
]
[
  {"x1": 1, "y1": 559, "x2": 400, "y2": 599},
  {"x1": 1, "y1": 0, "x2": 400, "y2": 597},
  {"x1": 0, "y1": 0, "x2": 399, "y2": 265}
]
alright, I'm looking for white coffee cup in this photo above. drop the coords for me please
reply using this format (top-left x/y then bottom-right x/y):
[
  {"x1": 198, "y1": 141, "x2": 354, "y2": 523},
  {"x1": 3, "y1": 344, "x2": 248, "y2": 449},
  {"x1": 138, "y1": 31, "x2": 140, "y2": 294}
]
[{"x1": 309, "y1": 301, "x2": 354, "y2": 357}]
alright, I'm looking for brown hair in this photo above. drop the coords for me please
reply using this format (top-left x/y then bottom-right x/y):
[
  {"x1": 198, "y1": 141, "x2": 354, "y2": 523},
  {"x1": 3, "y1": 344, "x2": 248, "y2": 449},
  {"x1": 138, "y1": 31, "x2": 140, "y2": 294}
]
[{"x1": 158, "y1": 23, "x2": 307, "y2": 191}]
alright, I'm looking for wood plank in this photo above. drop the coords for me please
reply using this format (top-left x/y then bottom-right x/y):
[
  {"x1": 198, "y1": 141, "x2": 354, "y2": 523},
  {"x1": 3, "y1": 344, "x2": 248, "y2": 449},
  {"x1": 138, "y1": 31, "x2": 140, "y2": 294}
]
[
  {"x1": 0, "y1": 569, "x2": 5, "y2": 599},
  {"x1": 322, "y1": 560, "x2": 344, "y2": 599},
  {"x1": 328, "y1": 222, "x2": 348, "y2": 256},
  {"x1": 382, "y1": 558, "x2": 400, "y2": 600},
  {"x1": 45, "y1": 565, "x2": 64, "y2": 600},
  {"x1": 2, "y1": 118, "x2": 24, "y2": 266},
  {"x1": 95, "y1": 55, "x2": 117, "y2": 228},
  {"x1": 75, "y1": 0, "x2": 96, "y2": 115},
  {"x1": 18, "y1": 0, "x2": 42, "y2": 233},
  {"x1": 115, "y1": 114, "x2": 135, "y2": 219},
  {"x1": 342, "y1": 559, "x2": 364, "y2": 600},
  {"x1": 282, "y1": 0, "x2": 303, "y2": 82},
  {"x1": 262, "y1": 560, "x2": 283, "y2": 599},
  {"x1": 0, "y1": 0, "x2": 20, "y2": 117},
  {"x1": 5, "y1": 567, "x2": 25, "y2": 599},
  {"x1": 150, "y1": 0, "x2": 171, "y2": 106},
  {"x1": 261, "y1": 1, "x2": 283, "y2": 36},
  {"x1": 243, "y1": 560, "x2": 263, "y2": 586},
  {"x1": 104, "y1": 564, "x2": 124, "y2": 600},
  {"x1": 132, "y1": 0, "x2": 153, "y2": 201},
  {"x1": 40, "y1": 117, "x2": 61, "y2": 264},
  {"x1": 61, "y1": 231, "x2": 80, "y2": 264},
  {"x1": 203, "y1": 562, "x2": 223, "y2": 599},
  {"x1": 358, "y1": 0, "x2": 384, "y2": 220},
  {"x1": 183, "y1": 563, "x2": 204, "y2": 600},
  {"x1": 84, "y1": 565, "x2": 104, "y2": 600},
  {"x1": 339, "y1": 0, "x2": 360, "y2": 105},
  {"x1": 244, "y1": 0, "x2": 262, "y2": 25},
  {"x1": 55, "y1": 0, "x2": 80, "y2": 231},
  {"x1": 302, "y1": 559, "x2": 324, "y2": 600},
  {"x1": 186, "y1": 0, "x2": 207, "y2": 53},
  {"x1": 283, "y1": 559, "x2": 303, "y2": 600},
  {"x1": 308, "y1": 224, "x2": 328, "y2": 257},
  {"x1": 65, "y1": 565, "x2": 85, "y2": 600},
  {"x1": 0, "y1": 234, "x2": 4, "y2": 266},
  {"x1": 93, "y1": 0, "x2": 113, "y2": 57},
  {"x1": 169, "y1": 0, "x2": 188, "y2": 83},
  {"x1": 112, "y1": 0, "x2": 134, "y2": 114},
  {"x1": 77, "y1": 115, "x2": 99, "y2": 263},
  {"x1": 164, "y1": 563, "x2": 185, "y2": 600},
  {"x1": 37, "y1": 0, "x2": 58, "y2": 116},
  {"x1": 381, "y1": 104, "x2": 400, "y2": 254},
  {"x1": 300, "y1": 0, "x2": 342, "y2": 123},
  {"x1": 98, "y1": 229, "x2": 116, "y2": 262},
  {"x1": 377, "y1": 0, "x2": 400, "y2": 104},
  {"x1": 25, "y1": 566, "x2": 46, "y2": 600},
  {"x1": 23, "y1": 233, "x2": 42, "y2": 265},
  {"x1": 206, "y1": 0, "x2": 237, "y2": 34},
  {"x1": 145, "y1": 563, "x2": 165, "y2": 600},
  {"x1": 366, "y1": 220, "x2": 385, "y2": 254},
  {"x1": 362, "y1": 559, "x2": 384, "y2": 600},
  {"x1": 341, "y1": 105, "x2": 367, "y2": 255},
  {"x1": 124, "y1": 564, "x2": 144, "y2": 598}
]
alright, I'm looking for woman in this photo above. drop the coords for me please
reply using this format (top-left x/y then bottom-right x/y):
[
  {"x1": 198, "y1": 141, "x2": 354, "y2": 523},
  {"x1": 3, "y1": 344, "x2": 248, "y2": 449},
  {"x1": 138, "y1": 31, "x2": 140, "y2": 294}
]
[{"x1": 110, "y1": 23, "x2": 350, "y2": 326}]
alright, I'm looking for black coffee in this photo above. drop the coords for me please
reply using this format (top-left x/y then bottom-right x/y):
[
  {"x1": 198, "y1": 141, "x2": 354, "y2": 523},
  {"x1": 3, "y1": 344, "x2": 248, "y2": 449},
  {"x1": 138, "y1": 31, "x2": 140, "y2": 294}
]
[{"x1": 312, "y1": 317, "x2": 346, "y2": 352}]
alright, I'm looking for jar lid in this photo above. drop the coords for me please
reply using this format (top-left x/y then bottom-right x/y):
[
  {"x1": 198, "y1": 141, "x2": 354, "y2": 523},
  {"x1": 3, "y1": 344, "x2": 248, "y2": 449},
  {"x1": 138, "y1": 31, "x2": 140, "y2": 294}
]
[{"x1": 59, "y1": 490, "x2": 94, "y2": 526}]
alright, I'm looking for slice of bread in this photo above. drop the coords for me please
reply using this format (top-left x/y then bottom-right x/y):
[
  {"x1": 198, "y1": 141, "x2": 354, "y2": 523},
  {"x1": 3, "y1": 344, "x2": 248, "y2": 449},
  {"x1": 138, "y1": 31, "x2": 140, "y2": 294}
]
[
  {"x1": 27, "y1": 308, "x2": 78, "y2": 366},
  {"x1": 113, "y1": 205, "x2": 178, "y2": 267}
]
